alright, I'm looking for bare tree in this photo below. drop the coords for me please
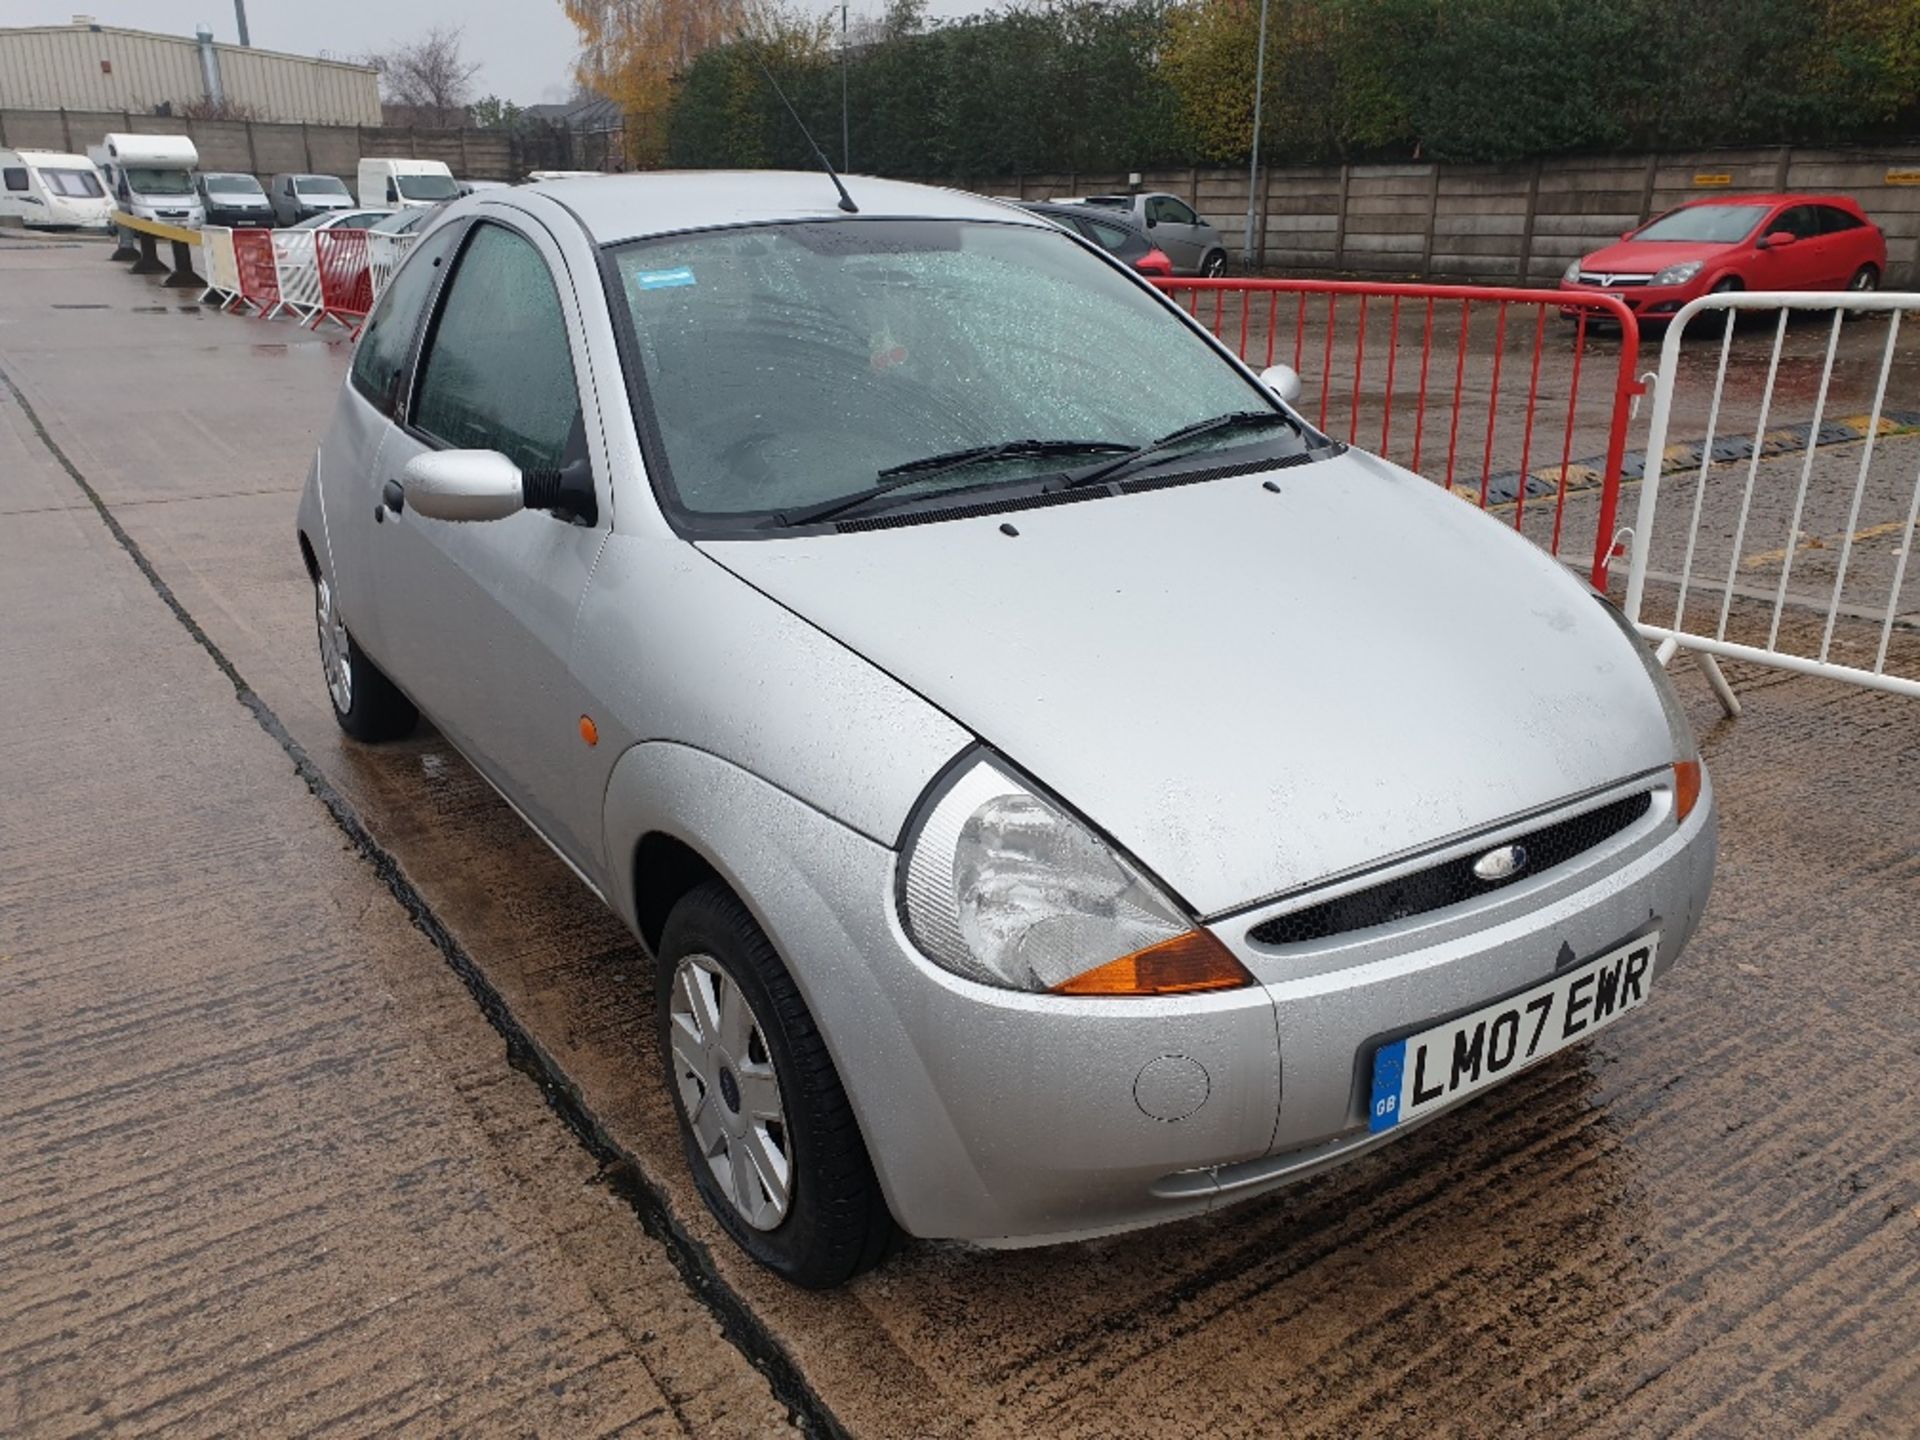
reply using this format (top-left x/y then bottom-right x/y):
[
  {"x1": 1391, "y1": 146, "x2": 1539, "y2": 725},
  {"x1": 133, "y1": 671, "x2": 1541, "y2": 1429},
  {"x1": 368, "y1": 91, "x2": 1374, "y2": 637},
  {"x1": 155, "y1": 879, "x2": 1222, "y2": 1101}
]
[{"x1": 370, "y1": 25, "x2": 482, "y2": 128}]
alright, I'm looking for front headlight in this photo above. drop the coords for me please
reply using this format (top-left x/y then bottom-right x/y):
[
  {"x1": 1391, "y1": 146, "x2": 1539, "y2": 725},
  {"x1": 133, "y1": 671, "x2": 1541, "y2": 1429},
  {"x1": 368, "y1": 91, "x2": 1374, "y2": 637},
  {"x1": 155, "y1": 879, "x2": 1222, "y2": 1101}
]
[
  {"x1": 900, "y1": 757, "x2": 1253, "y2": 996},
  {"x1": 1651, "y1": 259, "x2": 1704, "y2": 287},
  {"x1": 1593, "y1": 596, "x2": 1703, "y2": 821},
  {"x1": 1563, "y1": 258, "x2": 1583, "y2": 283}
]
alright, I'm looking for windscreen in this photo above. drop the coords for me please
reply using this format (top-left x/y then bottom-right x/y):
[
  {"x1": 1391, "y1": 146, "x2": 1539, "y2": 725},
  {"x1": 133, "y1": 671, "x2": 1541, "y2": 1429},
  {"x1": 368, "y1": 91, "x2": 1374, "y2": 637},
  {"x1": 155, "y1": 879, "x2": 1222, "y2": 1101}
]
[
  {"x1": 124, "y1": 167, "x2": 194, "y2": 196},
  {"x1": 42, "y1": 168, "x2": 104, "y2": 199},
  {"x1": 1635, "y1": 205, "x2": 1769, "y2": 243},
  {"x1": 298, "y1": 175, "x2": 350, "y2": 196},
  {"x1": 205, "y1": 173, "x2": 263, "y2": 196},
  {"x1": 396, "y1": 173, "x2": 458, "y2": 201},
  {"x1": 612, "y1": 218, "x2": 1295, "y2": 522}
]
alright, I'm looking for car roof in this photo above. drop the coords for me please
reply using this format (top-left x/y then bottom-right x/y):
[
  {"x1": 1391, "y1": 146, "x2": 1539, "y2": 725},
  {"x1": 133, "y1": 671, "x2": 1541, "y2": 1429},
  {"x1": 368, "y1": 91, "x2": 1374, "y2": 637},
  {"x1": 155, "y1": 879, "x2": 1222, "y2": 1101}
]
[
  {"x1": 1675, "y1": 192, "x2": 1863, "y2": 210},
  {"x1": 526, "y1": 171, "x2": 1046, "y2": 245}
]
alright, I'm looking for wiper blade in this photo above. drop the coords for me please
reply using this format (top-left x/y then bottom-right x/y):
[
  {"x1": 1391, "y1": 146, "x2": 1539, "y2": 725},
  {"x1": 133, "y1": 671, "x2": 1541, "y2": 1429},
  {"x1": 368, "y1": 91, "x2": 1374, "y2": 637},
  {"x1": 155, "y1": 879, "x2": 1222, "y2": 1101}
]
[
  {"x1": 1059, "y1": 409, "x2": 1300, "y2": 491},
  {"x1": 776, "y1": 438, "x2": 1131, "y2": 527}
]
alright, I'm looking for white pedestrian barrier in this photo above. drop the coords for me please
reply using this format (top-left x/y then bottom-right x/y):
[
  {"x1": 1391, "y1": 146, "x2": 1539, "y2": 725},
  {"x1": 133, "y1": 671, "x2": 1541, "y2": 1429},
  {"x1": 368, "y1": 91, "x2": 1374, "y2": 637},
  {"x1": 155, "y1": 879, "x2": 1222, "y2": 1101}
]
[
  {"x1": 366, "y1": 230, "x2": 418, "y2": 305},
  {"x1": 1625, "y1": 291, "x2": 1920, "y2": 709},
  {"x1": 270, "y1": 229, "x2": 323, "y2": 323}
]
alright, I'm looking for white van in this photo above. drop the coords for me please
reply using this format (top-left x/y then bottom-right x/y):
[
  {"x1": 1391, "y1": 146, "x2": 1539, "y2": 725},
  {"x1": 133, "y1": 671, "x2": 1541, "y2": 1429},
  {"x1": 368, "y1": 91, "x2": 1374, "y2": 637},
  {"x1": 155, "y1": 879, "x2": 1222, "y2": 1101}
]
[
  {"x1": 0, "y1": 149, "x2": 113, "y2": 231},
  {"x1": 357, "y1": 158, "x2": 458, "y2": 211},
  {"x1": 88, "y1": 133, "x2": 204, "y2": 228}
]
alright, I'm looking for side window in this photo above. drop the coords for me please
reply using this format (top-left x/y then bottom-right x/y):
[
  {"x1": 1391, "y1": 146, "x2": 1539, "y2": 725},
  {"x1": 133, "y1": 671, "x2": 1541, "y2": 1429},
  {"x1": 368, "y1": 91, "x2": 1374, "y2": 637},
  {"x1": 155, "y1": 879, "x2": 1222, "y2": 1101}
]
[
  {"x1": 1086, "y1": 219, "x2": 1130, "y2": 254},
  {"x1": 349, "y1": 221, "x2": 462, "y2": 415},
  {"x1": 412, "y1": 224, "x2": 582, "y2": 475},
  {"x1": 1776, "y1": 206, "x2": 1821, "y2": 239},
  {"x1": 1152, "y1": 196, "x2": 1199, "y2": 227},
  {"x1": 4, "y1": 168, "x2": 27, "y2": 192},
  {"x1": 1818, "y1": 205, "x2": 1862, "y2": 234}
]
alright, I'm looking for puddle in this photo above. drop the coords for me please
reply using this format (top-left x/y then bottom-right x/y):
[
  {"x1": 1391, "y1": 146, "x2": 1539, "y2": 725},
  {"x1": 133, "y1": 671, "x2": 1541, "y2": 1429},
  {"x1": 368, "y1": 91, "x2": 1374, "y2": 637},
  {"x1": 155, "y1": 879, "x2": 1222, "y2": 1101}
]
[{"x1": 50, "y1": 303, "x2": 110, "y2": 310}]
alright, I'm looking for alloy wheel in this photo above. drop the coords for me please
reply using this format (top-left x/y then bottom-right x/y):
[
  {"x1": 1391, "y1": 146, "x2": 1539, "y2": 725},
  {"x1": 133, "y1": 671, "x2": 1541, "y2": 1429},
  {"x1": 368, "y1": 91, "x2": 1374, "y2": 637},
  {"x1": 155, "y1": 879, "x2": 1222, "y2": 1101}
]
[
  {"x1": 315, "y1": 576, "x2": 352, "y2": 715},
  {"x1": 1851, "y1": 268, "x2": 1879, "y2": 292},
  {"x1": 668, "y1": 953, "x2": 792, "y2": 1230}
]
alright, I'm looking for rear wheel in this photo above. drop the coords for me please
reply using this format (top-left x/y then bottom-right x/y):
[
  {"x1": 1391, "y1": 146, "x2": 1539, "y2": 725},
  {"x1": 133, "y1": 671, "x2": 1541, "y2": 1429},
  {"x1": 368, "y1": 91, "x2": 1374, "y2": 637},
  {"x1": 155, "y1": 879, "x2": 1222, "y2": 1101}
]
[
  {"x1": 1201, "y1": 249, "x2": 1228, "y2": 279},
  {"x1": 657, "y1": 882, "x2": 895, "y2": 1288},
  {"x1": 1849, "y1": 264, "x2": 1880, "y2": 293},
  {"x1": 315, "y1": 573, "x2": 416, "y2": 742}
]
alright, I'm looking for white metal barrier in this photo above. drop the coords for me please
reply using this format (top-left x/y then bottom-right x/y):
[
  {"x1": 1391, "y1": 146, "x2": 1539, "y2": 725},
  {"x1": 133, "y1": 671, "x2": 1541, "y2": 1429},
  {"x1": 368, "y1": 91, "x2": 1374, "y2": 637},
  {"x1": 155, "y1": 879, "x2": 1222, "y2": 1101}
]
[
  {"x1": 366, "y1": 230, "x2": 418, "y2": 305},
  {"x1": 269, "y1": 229, "x2": 323, "y2": 323},
  {"x1": 197, "y1": 226, "x2": 243, "y2": 309},
  {"x1": 1625, "y1": 291, "x2": 1920, "y2": 709}
]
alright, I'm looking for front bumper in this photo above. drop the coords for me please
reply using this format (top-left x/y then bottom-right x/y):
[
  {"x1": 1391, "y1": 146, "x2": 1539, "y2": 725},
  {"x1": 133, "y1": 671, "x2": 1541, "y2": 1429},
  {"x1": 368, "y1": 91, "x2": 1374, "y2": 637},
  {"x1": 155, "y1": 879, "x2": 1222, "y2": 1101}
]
[
  {"x1": 1559, "y1": 279, "x2": 1705, "y2": 321},
  {"x1": 761, "y1": 764, "x2": 1717, "y2": 1245}
]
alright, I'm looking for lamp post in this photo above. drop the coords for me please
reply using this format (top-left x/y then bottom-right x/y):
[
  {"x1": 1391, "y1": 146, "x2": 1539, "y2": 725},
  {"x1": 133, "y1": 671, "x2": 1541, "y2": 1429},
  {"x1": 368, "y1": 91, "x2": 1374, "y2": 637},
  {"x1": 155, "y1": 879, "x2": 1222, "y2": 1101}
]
[
  {"x1": 1242, "y1": 0, "x2": 1270, "y2": 269},
  {"x1": 841, "y1": 1, "x2": 850, "y2": 172}
]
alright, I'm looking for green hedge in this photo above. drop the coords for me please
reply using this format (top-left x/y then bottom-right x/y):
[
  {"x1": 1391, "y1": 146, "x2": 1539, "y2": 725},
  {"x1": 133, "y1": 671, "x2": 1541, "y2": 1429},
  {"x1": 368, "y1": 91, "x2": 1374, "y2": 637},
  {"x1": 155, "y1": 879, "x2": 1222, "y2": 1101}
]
[{"x1": 665, "y1": 0, "x2": 1920, "y2": 175}]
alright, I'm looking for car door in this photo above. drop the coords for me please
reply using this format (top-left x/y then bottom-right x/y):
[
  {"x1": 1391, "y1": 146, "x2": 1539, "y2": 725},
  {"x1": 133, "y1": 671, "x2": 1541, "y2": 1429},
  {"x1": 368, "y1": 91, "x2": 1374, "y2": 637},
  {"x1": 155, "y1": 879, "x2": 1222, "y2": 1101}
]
[
  {"x1": 1753, "y1": 204, "x2": 1824, "y2": 288},
  {"x1": 1147, "y1": 195, "x2": 1206, "y2": 272},
  {"x1": 323, "y1": 217, "x2": 466, "y2": 662},
  {"x1": 368, "y1": 215, "x2": 616, "y2": 881}
]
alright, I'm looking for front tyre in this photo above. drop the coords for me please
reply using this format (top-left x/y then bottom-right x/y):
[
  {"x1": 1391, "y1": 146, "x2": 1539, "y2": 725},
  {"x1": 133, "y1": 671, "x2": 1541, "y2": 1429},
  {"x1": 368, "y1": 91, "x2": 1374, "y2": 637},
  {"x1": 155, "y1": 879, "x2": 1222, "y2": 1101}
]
[
  {"x1": 315, "y1": 573, "x2": 416, "y2": 742},
  {"x1": 657, "y1": 882, "x2": 895, "y2": 1288}
]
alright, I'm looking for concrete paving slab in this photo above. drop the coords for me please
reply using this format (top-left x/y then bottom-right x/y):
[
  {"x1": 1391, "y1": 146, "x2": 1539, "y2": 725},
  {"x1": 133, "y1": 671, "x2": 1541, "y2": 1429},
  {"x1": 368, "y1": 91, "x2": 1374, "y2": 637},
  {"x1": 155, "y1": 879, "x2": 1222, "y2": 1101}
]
[{"x1": 0, "y1": 259, "x2": 788, "y2": 1437}]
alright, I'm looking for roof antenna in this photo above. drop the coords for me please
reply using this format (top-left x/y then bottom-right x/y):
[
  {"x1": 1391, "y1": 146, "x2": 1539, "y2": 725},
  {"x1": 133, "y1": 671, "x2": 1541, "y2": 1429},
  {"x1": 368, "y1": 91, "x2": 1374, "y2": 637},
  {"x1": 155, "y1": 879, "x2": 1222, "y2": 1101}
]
[{"x1": 750, "y1": 47, "x2": 858, "y2": 213}]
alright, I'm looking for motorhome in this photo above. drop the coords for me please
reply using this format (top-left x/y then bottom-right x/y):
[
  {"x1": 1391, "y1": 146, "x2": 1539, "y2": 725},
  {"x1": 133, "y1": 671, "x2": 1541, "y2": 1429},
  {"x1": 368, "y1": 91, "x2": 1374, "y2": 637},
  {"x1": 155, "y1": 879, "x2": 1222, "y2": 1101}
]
[
  {"x1": 356, "y1": 158, "x2": 458, "y2": 211},
  {"x1": 88, "y1": 133, "x2": 204, "y2": 228},
  {"x1": 0, "y1": 149, "x2": 113, "y2": 231}
]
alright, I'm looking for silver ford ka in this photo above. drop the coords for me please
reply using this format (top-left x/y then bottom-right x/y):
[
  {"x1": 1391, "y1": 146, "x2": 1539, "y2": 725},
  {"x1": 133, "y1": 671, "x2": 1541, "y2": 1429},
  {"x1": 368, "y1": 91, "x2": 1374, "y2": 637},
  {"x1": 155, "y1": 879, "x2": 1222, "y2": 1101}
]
[{"x1": 297, "y1": 172, "x2": 1716, "y2": 1287}]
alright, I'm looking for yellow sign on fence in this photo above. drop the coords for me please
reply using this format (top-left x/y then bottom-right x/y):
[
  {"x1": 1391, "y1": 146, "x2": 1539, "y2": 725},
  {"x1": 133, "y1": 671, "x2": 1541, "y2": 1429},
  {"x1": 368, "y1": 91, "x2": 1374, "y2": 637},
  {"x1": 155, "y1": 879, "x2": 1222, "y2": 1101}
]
[
  {"x1": 1886, "y1": 169, "x2": 1920, "y2": 186},
  {"x1": 1692, "y1": 173, "x2": 1733, "y2": 187}
]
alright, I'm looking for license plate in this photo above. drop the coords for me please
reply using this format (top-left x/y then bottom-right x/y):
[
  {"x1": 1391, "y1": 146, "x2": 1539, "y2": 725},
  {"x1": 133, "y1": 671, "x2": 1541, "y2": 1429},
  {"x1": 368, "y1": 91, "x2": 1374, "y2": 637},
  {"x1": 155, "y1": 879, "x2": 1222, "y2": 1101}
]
[{"x1": 1368, "y1": 933, "x2": 1659, "y2": 1133}]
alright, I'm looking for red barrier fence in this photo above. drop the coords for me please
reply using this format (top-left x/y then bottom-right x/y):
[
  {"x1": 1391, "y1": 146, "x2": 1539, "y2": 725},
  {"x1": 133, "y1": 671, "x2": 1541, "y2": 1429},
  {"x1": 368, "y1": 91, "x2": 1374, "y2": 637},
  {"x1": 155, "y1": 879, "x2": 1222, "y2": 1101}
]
[
  {"x1": 1153, "y1": 279, "x2": 1643, "y2": 590},
  {"x1": 230, "y1": 229, "x2": 280, "y2": 315},
  {"x1": 314, "y1": 228, "x2": 374, "y2": 331}
]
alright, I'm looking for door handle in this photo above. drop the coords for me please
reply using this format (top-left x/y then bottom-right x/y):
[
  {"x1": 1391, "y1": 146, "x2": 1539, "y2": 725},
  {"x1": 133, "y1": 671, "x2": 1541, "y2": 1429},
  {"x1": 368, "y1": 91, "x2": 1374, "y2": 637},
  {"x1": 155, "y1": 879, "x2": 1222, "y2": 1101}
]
[{"x1": 381, "y1": 478, "x2": 405, "y2": 515}]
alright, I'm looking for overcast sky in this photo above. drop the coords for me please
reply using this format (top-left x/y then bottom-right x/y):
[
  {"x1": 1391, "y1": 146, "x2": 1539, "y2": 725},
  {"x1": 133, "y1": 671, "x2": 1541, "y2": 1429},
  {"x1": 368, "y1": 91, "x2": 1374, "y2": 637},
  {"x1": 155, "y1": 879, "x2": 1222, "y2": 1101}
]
[{"x1": 10, "y1": 1, "x2": 978, "y2": 107}]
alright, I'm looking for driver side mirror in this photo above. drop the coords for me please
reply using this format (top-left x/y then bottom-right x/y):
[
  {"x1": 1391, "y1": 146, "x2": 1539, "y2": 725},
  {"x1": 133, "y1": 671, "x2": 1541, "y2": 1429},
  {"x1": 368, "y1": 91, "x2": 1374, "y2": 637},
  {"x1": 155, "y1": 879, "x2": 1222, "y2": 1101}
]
[
  {"x1": 401, "y1": 450, "x2": 525, "y2": 522},
  {"x1": 1757, "y1": 230, "x2": 1796, "y2": 250},
  {"x1": 1259, "y1": 364, "x2": 1304, "y2": 405}
]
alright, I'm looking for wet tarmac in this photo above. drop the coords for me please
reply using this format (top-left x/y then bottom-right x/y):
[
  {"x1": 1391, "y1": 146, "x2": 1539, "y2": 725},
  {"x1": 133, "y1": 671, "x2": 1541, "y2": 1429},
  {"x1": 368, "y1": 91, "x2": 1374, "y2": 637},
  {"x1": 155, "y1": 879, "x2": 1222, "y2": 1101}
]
[{"x1": 3, "y1": 236, "x2": 1918, "y2": 1437}]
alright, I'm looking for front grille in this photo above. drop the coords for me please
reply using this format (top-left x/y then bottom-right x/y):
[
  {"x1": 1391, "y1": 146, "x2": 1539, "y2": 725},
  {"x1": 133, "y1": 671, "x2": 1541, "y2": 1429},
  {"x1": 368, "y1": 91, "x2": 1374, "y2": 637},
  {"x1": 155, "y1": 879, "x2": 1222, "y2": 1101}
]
[
  {"x1": 1248, "y1": 790, "x2": 1653, "y2": 946},
  {"x1": 1577, "y1": 272, "x2": 1651, "y2": 287}
]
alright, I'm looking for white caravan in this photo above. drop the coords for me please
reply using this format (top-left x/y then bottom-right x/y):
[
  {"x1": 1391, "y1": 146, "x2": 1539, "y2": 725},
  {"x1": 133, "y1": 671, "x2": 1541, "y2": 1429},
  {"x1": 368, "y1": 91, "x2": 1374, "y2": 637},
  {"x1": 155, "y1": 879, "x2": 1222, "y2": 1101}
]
[
  {"x1": 0, "y1": 149, "x2": 113, "y2": 231},
  {"x1": 356, "y1": 158, "x2": 458, "y2": 211},
  {"x1": 87, "y1": 133, "x2": 204, "y2": 228}
]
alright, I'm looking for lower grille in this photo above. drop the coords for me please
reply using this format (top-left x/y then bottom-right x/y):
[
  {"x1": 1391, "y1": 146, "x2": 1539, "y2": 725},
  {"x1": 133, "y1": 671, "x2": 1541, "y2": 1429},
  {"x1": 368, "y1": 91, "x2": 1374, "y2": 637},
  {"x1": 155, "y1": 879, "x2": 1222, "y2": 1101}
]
[{"x1": 1248, "y1": 791, "x2": 1654, "y2": 946}]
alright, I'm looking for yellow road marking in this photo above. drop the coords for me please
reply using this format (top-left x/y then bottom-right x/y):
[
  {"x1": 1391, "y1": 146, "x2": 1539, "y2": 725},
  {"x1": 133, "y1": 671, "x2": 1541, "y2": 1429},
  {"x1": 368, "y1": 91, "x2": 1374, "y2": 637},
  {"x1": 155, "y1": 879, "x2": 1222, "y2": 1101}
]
[{"x1": 1743, "y1": 518, "x2": 1920, "y2": 570}]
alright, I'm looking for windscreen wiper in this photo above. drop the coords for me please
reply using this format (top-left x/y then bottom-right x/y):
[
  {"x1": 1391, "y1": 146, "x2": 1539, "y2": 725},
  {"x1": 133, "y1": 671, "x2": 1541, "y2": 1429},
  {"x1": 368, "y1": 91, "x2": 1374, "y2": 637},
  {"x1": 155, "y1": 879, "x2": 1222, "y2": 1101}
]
[
  {"x1": 775, "y1": 438, "x2": 1130, "y2": 527},
  {"x1": 1058, "y1": 409, "x2": 1302, "y2": 491}
]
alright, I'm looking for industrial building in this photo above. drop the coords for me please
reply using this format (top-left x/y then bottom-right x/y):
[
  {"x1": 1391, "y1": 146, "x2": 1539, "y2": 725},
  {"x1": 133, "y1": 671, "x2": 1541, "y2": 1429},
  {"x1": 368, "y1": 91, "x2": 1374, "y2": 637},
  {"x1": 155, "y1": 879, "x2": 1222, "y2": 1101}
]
[{"x1": 0, "y1": 18, "x2": 379, "y2": 126}]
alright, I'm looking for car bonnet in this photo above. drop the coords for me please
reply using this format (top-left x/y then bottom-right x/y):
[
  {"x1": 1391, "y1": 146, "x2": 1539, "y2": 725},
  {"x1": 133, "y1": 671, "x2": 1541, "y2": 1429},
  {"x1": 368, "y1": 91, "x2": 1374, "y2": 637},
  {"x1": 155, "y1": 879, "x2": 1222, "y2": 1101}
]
[{"x1": 699, "y1": 450, "x2": 1676, "y2": 916}]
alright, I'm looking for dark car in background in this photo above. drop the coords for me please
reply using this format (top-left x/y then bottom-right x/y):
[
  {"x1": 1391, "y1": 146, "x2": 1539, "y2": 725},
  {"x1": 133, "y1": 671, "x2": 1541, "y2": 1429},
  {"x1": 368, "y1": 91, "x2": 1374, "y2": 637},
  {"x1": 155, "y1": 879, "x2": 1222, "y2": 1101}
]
[
  {"x1": 1017, "y1": 200, "x2": 1173, "y2": 277},
  {"x1": 195, "y1": 172, "x2": 274, "y2": 228},
  {"x1": 269, "y1": 172, "x2": 357, "y2": 226}
]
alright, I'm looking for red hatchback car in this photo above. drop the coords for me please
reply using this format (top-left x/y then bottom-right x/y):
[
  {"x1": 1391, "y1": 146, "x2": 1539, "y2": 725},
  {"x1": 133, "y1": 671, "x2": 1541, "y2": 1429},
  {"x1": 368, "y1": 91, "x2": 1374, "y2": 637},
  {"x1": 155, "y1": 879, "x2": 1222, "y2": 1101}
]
[{"x1": 1560, "y1": 193, "x2": 1886, "y2": 322}]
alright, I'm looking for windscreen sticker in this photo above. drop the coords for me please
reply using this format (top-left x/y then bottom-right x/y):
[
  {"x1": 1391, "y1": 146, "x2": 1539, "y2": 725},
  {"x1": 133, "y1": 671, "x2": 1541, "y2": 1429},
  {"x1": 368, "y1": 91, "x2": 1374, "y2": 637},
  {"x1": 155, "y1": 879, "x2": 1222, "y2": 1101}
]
[{"x1": 630, "y1": 266, "x2": 695, "y2": 292}]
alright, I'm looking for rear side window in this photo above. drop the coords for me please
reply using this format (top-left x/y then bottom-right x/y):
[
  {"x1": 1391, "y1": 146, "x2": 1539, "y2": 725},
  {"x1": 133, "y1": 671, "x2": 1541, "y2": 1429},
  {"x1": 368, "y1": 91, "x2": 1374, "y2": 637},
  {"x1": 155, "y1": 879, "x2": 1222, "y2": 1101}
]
[
  {"x1": 3, "y1": 168, "x2": 26, "y2": 192},
  {"x1": 349, "y1": 222, "x2": 462, "y2": 415},
  {"x1": 412, "y1": 223, "x2": 581, "y2": 474},
  {"x1": 1084, "y1": 219, "x2": 1132, "y2": 254},
  {"x1": 1817, "y1": 205, "x2": 1863, "y2": 233}
]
